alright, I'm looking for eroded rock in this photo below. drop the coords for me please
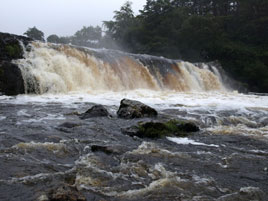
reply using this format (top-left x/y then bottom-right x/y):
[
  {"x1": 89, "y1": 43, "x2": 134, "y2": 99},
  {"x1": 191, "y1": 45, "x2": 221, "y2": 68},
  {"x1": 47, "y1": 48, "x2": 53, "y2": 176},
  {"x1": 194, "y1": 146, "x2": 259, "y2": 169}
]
[
  {"x1": 0, "y1": 61, "x2": 25, "y2": 95},
  {"x1": 117, "y1": 99, "x2": 157, "y2": 119},
  {"x1": 80, "y1": 105, "x2": 111, "y2": 119}
]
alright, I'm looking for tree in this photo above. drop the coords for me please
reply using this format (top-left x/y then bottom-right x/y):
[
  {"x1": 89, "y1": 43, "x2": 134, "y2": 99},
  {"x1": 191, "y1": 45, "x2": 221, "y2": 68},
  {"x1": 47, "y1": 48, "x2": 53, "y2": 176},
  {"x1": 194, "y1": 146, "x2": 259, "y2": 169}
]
[
  {"x1": 72, "y1": 26, "x2": 102, "y2": 47},
  {"x1": 101, "y1": 0, "x2": 268, "y2": 92},
  {"x1": 24, "y1": 26, "x2": 45, "y2": 41},
  {"x1": 47, "y1": 34, "x2": 71, "y2": 44},
  {"x1": 103, "y1": 1, "x2": 135, "y2": 49},
  {"x1": 47, "y1": 34, "x2": 60, "y2": 43}
]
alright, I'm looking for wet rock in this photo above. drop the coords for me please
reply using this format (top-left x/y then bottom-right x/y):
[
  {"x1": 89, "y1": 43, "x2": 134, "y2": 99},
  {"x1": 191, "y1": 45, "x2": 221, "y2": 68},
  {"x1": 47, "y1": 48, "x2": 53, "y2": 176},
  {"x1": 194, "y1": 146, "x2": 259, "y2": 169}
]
[
  {"x1": 91, "y1": 145, "x2": 123, "y2": 155},
  {"x1": 48, "y1": 185, "x2": 86, "y2": 201},
  {"x1": 122, "y1": 119, "x2": 199, "y2": 138},
  {"x1": 80, "y1": 105, "x2": 111, "y2": 119},
  {"x1": 0, "y1": 61, "x2": 25, "y2": 95},
  {"x1": 0, "y1": 32, "x2": 32, "y2": 61},
  {"x1": 0, "y1": 32, "x2": 32, "y2": 95},
  {"x1": 176, "y1": 122, "x2": 200, "y2": 132},
  {"x1": 117, "y1": 98, "x2": 157, "y2": 119}
]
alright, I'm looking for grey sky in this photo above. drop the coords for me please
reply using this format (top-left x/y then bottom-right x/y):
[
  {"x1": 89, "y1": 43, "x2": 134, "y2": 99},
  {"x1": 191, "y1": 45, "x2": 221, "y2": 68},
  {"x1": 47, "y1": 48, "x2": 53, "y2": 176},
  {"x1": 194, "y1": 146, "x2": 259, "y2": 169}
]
[{"x1": 0, "y1": 0, "x2": 147, "y2": 38}]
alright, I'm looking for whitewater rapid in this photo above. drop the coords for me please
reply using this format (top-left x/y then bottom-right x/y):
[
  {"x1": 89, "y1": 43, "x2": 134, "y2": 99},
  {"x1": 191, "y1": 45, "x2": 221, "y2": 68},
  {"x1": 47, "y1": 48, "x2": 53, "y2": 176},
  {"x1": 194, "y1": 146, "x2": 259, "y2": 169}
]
[{"x1": 1, "y1": 90, "x2": 267, "y2": 139}]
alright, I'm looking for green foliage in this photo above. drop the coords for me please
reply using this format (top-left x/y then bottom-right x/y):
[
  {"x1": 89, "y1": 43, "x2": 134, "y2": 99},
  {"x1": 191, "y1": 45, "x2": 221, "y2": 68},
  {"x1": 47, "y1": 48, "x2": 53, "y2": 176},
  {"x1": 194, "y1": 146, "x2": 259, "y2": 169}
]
[
  {"x1": 47, "y1": 34, "x2": 71, "y2": 44},
  {"x1": 24, "y1": 26, "x2": 45, "y2": 41},
  {"x1": 5, "y1": 44, "x2": 21, "y2": 58},
  {"x1": 72, "y1": 26, "x2": 102, "y2": 47},
  {"x1": 103, "y1": 1, "x2": 135, "y2": 49},
  {"x1": 47, "y1": 34, "x2": 60, "y2": 43}
]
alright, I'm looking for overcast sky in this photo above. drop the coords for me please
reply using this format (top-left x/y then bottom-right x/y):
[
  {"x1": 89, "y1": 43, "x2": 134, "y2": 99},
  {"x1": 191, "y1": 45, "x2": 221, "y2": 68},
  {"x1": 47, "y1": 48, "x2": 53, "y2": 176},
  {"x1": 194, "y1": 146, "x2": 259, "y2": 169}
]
[{"x1": 0, "y1": 0, "x2": 147, "y2": 38}]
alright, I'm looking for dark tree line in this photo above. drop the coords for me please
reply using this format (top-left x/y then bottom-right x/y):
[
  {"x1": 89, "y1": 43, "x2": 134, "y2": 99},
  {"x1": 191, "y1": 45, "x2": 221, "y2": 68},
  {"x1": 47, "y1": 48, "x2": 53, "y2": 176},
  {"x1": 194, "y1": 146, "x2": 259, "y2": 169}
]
[
  {"x1": 24, "y1": 26, "x2": 113, "y2": 49},
  {"x1": 103, "y1": 0, "x2": 268, "y2": 92}
]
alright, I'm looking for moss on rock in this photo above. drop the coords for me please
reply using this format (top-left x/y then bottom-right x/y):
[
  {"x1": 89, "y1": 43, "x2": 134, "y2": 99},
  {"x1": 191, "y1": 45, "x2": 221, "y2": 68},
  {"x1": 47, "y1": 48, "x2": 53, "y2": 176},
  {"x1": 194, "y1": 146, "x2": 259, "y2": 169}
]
[
  {"x1": 124, "y1": 119, "x2": 199, "y2": 139},
  {"x1": 5, "y1": 44, "x2": 22, "y2": 58}
]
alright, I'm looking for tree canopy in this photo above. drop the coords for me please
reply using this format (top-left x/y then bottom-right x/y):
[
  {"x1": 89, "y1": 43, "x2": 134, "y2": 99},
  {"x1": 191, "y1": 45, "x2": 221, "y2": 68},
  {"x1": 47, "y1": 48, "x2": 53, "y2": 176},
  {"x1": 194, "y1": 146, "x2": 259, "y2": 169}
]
[{"x1": 24, "y1": 26, "x2": 45, "y2": 42}]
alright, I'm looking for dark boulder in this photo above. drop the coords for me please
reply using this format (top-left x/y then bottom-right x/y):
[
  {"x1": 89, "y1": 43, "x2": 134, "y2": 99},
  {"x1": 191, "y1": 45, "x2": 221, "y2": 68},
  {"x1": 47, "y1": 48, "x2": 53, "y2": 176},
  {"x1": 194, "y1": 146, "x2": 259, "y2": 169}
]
[
  {"x1": 80, "y1": 105, "x2": 111, "y2": 119},
  {"x1": 117, "y1": 99, "x2": 157, "y2": 119},
  {"x1": 0, "y1": 61, "x2": 25, "y2": 95},
  {"x1": 48, "y1": 185, "x2": 86, "y2": 201},
  {"x1": 176, "y1": 122, "x2": 200, "y2": 132},
  {"x1": 122, "y1": 119, "x2": 199, "y2": 139}
]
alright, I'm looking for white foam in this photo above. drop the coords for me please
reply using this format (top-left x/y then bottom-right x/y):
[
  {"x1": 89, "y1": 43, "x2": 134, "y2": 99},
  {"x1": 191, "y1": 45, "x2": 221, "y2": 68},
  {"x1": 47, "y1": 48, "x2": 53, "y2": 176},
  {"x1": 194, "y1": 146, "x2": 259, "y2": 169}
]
[
  {"x1": 167, "y1": 137, "x2": 219, "y2": 147},
  {"x1": 17, "y1": 109, "x2": 31, "y2": 117},
  {"x1": 0, "y1": 116, "x2": 6, "y2": 121},
  {"x1": 22, "y1": 114, "x2": 65, "y2": 123},
  {"x1": 1, "y1": 90, "x2": 267, "y2": 110}
]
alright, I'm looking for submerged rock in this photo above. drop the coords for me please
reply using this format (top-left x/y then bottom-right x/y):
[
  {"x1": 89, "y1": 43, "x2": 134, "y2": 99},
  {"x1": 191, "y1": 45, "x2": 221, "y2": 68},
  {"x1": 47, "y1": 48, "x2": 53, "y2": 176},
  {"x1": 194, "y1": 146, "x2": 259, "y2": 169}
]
[
  {"x1": 91, "y1": 145, "x2": 124, "y2": 155},
  {"x1": 59, "y1": 122, "x2": 81, "y2": 128},
  {"x1": 117, "y1": 98, "x2": 158, "y2": 119},
  {"x1": 80, "y1": 105, "x2": 111, "y2": 119},
  {"x1": 122, "y1": 119, "x2": 199, "y2": 138},
  {"x1": 48, "y1": 185, "x2": 86, "y2": 201}
]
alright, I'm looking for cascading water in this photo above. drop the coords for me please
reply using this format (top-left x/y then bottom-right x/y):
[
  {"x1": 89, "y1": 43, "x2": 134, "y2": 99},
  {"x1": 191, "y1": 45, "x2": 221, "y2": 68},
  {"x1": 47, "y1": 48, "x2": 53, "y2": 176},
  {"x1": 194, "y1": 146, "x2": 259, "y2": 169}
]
[
  {"x1": 15, "y1": 42, "x2": 225, "y2": 94},
  {"x1": 1, "y1": 39, "x2": 268, "y2": 201}
]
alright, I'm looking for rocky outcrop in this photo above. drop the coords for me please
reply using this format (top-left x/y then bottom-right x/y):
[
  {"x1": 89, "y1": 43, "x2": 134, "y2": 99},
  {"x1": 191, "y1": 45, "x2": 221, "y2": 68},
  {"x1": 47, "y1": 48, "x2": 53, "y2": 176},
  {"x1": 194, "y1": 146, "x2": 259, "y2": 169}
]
[
  {"x1": 0, "y1": 32, "x2": 32, "y2": 61},
  {"x1": 0, "y1": 32, "x2": 32, "y2": 95},
  {"x1": 122, "y1": 119, "x2": 199, "y2": 138},
  {"x1": 80, "y1": 105, "x2": 111, "y2": 119},
  {"x1": 117, "y1": 99, "x2": 158, "y2": 119},
  {"x1": 0, "y1": 61, "x2": 25, "y2": 95}
]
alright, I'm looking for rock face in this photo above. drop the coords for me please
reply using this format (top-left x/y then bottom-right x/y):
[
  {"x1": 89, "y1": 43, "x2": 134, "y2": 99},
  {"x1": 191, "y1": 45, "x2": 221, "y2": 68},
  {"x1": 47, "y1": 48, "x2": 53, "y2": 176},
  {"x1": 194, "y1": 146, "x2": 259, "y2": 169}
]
[
  {"x1": 0, "y1": 32, "x2": 32, "y2": 95},
  {"x1": 80, "y1": 105, "x2": 111, "y2": 119},
  {"x1": 0, "y1": 61, "x2": 25, "y2": 95},
  {"x1": 117, "y1": 99, "x2": 158, "y2": 119}
]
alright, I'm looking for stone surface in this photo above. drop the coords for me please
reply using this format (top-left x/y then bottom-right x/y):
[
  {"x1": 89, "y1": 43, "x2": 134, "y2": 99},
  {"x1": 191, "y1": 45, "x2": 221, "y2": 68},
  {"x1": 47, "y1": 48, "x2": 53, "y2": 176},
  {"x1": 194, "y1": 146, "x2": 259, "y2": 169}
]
[
  {"x1": 0, "y1": 61, "x2": 25, "y2": 95},
  {"x1": 0, "y1": 32, "x2": 32, "y2": 61},
  {"x1": 117, "y1": 98, "x2": 158, "y2": 119},
  {"x1": 80, "y1": 105, "x2": 111, "y2": 119}
]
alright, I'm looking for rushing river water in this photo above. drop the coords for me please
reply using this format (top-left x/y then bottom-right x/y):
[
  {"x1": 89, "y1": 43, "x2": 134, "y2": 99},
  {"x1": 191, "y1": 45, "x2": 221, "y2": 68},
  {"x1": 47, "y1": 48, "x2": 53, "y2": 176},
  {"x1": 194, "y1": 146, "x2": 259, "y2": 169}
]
[
  {"x1": 0, "y1": 90, "x2": 268, "y2": 201},
  {"x1": 0, "y1": 41, "x2": 268, "y2": 200}
]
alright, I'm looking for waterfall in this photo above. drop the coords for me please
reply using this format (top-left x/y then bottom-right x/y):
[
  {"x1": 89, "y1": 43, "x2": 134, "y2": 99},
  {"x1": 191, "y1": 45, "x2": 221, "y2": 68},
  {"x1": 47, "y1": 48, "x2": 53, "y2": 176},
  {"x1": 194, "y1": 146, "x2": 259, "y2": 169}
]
[{"x1": 15, "y1": 42, "x2": 225, "y2": 94}]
